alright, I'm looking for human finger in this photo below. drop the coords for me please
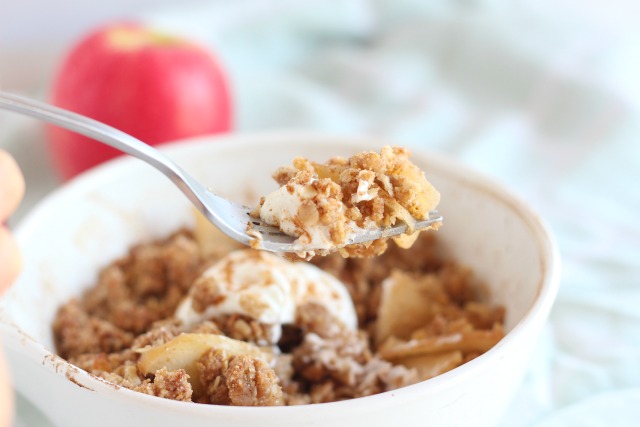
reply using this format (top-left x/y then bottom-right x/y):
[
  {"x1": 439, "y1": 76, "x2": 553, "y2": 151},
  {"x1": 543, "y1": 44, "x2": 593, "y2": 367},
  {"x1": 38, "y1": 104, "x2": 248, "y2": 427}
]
[
  {"x1": 0, "y1": 226, "x2": 22, "y2": 294},
  {"x1": 0, "y1": 149, "x2": 25, "y2": 221}
]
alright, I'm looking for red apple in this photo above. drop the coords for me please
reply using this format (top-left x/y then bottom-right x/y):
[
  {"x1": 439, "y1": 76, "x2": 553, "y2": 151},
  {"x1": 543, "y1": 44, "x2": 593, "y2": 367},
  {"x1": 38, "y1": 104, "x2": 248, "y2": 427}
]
[{"x1": 47, "y1": 22, "x2": 232, "y2": 180}]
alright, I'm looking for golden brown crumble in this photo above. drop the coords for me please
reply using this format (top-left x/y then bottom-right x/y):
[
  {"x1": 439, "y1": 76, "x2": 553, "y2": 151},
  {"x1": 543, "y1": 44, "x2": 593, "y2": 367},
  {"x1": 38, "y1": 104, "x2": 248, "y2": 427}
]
[
  {"x1": 78, "y1": 231, "x2": 202, "y2": 335},
  {"x1": 252, "y1": 146, "x2": 441, "y2": 258},
  {"x1": 226, "y1": 355, "x2": 284, "y2": 406},
  {"x1": 135, "y1": 367, "x2": 193, "y2": 402},
  {"x1": 192, "y1": 347, "x2": 284, "y2": 406},
  {"x1": 53, "y1": 299, "x2": 134, "y2": 359},
  {"x1": 53, "y1": 228, "x2": 504, "y2": 406},
  {"x1": 212, "y1": 314, "x2": 278, "y2": 347}
]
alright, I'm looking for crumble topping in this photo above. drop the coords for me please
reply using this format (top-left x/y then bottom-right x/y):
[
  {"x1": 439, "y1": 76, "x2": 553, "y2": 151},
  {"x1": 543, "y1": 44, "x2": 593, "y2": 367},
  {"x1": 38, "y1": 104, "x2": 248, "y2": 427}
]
[
  {"x1": 252, "y1": 146, "x2": 441, "y2": 258},
  {"x1": 135, "y1": 367, "x2": 193, "y2": 402},
  {"x1": 53, "y1": 228, "x2": 505, "y2": 406},
  {"x1": 196, "y1": 349, "x2": 284, "y2": 406}
]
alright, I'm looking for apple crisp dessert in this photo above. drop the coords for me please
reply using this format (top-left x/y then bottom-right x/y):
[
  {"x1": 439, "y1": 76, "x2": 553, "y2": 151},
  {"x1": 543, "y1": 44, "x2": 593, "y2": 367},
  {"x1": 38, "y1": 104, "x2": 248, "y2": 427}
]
[
  {"x1": 252, "y1": 146, "x2": 441, "y2": 258},
  {"x1": 53, "y1": 218, "x2": 505, "y2": 406}
]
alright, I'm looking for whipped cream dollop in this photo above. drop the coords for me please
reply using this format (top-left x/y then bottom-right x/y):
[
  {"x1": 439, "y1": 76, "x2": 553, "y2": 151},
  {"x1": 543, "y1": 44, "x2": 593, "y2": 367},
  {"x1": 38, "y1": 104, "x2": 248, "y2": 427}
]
[
  {"x1": 175, "y1": 249, "x2": 358, "y2": 332},
  {"x1": 351, "y1": 178, "x2": 377, "y2": 204},
  {"x1": 259, "y1": 177, "x2": 356, "y2": 249}
]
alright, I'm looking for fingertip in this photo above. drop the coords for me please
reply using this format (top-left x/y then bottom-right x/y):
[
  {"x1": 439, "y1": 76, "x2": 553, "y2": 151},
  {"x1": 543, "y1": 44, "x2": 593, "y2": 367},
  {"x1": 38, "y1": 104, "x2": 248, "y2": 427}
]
[
  {"x1": 0, "y1": 227, "x2": 22, "y2": 294},
  {"x1": 0, "y1": 149, "x2": 25, "y2": 221}
]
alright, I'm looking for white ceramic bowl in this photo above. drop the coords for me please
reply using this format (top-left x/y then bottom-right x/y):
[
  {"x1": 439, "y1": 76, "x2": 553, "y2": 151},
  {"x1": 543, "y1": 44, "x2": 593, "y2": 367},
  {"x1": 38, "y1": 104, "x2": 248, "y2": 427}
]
[{"x1": 0, "y1": 132, "x2": 560, "y2": 427}]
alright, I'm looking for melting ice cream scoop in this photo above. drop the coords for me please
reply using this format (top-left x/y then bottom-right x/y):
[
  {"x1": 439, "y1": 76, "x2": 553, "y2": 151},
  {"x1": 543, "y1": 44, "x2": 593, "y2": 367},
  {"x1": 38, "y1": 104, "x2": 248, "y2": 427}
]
[{"x1": 175, "y1": 249, "x2": 358, "y2": 331}]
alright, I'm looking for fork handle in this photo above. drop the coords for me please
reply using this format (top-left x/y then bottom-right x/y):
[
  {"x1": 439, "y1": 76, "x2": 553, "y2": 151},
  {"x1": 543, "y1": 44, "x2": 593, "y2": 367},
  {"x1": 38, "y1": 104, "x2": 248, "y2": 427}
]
[
  {"x1": 0, "y1": 91, "x2": 214, "y2": 218},
  {"x1": 0, "y1": 92, "x2": 184, "y2": 176}
]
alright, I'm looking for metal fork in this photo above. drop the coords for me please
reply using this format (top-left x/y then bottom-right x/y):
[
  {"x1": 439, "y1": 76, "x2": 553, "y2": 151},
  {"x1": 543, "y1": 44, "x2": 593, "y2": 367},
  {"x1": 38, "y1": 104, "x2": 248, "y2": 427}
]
[{"x1": 0, "y1": 91, "x2": 442, "y2": 253}]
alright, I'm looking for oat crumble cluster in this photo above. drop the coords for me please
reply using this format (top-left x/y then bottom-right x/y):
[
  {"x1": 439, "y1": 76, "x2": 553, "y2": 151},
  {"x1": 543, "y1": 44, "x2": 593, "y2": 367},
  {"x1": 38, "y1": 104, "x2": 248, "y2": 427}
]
[
  {"x1": 53, "y1": 227, "x2": 505, "y2": 406},
  {"x1": 253, "y1": 146, "x2": 441, "y2": 258}
]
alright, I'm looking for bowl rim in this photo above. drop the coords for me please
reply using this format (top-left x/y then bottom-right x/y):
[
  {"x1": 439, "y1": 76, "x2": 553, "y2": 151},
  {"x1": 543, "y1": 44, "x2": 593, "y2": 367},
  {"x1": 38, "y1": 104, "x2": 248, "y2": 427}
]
[{"x1": 3, "y1": 130, "x2": 561, "y2": 416}]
